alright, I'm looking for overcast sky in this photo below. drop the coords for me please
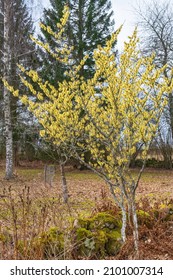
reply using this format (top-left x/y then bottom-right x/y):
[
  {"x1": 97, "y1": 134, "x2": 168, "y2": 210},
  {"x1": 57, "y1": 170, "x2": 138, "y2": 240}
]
[
  {"x1": 113, "y1": 0, "x2": 173, "y2": 49},
  {"x1": 36, "y1": 0, "x2": 172, "y2": 50},
  {"x1": 113, "y1": 0, "x2": 137, "y2": 49}
]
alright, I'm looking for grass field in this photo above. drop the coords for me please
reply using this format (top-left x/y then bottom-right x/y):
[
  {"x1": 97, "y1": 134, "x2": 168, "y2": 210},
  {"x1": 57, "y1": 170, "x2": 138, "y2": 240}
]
[{"x1": 0, "y1": 164, "x2": 173, "y2": 260}]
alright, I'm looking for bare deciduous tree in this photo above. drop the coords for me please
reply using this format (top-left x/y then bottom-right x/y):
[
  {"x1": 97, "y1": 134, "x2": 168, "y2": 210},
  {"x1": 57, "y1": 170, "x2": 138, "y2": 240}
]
[{"x1": 135, "y1": 0, "x2": 173, "y2": 168}]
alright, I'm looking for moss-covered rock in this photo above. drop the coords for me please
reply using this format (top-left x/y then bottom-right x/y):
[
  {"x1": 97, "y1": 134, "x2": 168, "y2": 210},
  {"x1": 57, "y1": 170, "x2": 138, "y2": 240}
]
[
  {"x1": 105, "y1": 231, "x2": 122, "y2": 255},
  {"x1": 76, "y1": 212, "x2": 121, "y2": 231},
  {"x1": 73, "y1": 225, "x2": 104, "y2": 258},
  {"x1": 72, "y1": 212, "x2": 122, "y2": 258},
  {"x1": 88, "y1": 212, "x2": 122, "y2": 231}
]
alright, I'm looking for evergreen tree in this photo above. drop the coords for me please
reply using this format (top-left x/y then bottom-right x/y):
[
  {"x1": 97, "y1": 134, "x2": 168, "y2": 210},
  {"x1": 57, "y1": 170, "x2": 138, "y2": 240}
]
[{"x1": 39, "y1": 0, "x2": 115, "y2": 84}]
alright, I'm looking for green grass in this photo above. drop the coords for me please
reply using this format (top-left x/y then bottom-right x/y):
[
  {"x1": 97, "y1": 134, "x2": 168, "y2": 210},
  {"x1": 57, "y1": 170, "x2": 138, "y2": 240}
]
[
  {"x1": 65, "y1": 170, "x2": 100, "y2": 180},
  {"x1": 18, "y1": 168, "x2": 42, "y2": 179}
]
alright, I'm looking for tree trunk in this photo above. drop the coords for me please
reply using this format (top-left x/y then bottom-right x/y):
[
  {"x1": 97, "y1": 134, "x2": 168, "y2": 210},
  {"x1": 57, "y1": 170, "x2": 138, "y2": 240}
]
[
  {"x1": 121, "y1": 203, "x2": 127, "y2": 243},
  {"x1": 60, "y1": 162, "x2": 68, "y2": 203},
  {"x1": 3, "y1": 0, "x2": 14, "y2": 179},
  {"x1": 110, "y1": 185, "x2": 127, "y2": 242},
  {"x1": 169, "y1": 93, "x2": 173, "y2": 141},
  {"x1": 131, "y1": 199, "x2": 139, "y2": 255}
]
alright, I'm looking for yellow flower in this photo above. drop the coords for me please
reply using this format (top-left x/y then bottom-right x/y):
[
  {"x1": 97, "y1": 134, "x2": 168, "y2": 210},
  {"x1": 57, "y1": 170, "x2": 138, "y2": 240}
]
[{"x1": 40, "y1": 130, "x2": 46, "y2": 137}]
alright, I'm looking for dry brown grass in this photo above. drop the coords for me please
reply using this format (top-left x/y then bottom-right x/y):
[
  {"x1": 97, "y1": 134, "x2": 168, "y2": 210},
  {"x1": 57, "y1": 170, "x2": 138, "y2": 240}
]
[{"x1": 0, "y1": 164, "x2": 173, "y2": 260}]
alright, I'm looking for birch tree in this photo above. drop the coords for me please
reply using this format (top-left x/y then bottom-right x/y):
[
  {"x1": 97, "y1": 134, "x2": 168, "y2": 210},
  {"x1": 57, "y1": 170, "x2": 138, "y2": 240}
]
[
  {"x1": 3, "y1": 0, "x2": 13, "y2": 179},
  {"x1": 0, "y1": 0, "x2": 35, "y2": 178}
]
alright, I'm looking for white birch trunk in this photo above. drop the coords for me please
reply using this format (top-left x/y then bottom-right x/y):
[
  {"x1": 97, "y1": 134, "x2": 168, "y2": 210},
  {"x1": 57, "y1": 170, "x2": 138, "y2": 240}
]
[
  {"x1": 121, "y1": 204, "x2": 127, "y2": 242},
  {"x1": 131, "y1": 200, "x2": 139, "y2": 254},
  {"x1": 3, "y1": 0, "x2": 14, "y2": 179},
  {"x1": 109, "y1": 183, "x2": 127, "y2": 242}
]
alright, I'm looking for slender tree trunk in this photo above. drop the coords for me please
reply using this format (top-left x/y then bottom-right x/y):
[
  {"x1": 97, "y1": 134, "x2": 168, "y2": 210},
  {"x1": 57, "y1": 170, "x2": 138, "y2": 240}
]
[
  {"x1": 3, "y1": 0, "x2": 14, "y2": 179},
  {"x1": 121, "y1": 203, "x2": 127, "y2": 242},
  {"x1": 110, "y1": 185, "x2": 127, "y2": 242},
  {"x1": 168, "y1": 90, "x2": 173, "y2": 141},
  {"x1": 131, "y1": 199, "x2": 139, "y2": 254},
  {"x1": 60, "y1": 162, "x2": 68, "y2": 203},
  {"x1": 4, "y1": 90, "x2": 13, "y2": 179}
]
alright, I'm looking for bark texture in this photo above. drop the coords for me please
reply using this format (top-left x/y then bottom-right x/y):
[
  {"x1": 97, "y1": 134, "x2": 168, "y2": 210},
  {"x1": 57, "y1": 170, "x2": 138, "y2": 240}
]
[{"x1": 3, "y1": 0, "x2": 13, "y2": 179}]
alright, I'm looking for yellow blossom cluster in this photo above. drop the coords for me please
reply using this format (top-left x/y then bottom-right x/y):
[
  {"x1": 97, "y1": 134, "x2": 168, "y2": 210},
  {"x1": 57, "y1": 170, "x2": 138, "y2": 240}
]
[{"x1": 32, "y1": 5, "x2": 73, "y2": 64}]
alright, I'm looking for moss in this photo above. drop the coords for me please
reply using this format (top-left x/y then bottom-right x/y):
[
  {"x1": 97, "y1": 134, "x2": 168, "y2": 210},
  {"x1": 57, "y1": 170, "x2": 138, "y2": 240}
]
[
  {"x1": 75, "y1": 228, "x2": 95, "y2": 257},
  {"x1": 137, "y1": 209, "x2": 150, "y2": 218},
  {"x1": 136, "y1": 210, "x2": 152, "y2": 227},
  {"x1": 88, "y1": 212, "x2": 122, "y2": 231},
  {"x1": 76, "y1": 227, "x2": 93, "y2": 240},
  {"x1": 93, "y1": 230, "x2": 108, "y2": 257},
  {"x1": 72, "y1": 212, "x2": 122, "y2": 258},
  {"x1": 76, "y1": 212, "x2": 122, "y2": 231},
  {"x1": 76, "y1": 218, "x2": 90, "y2": 229},
  {"x1": 106, "y1": 231, "x2": 122, "y2": 255},
  {"x1": 74, "y1": 228, "x2": 108, "y2": 258}
]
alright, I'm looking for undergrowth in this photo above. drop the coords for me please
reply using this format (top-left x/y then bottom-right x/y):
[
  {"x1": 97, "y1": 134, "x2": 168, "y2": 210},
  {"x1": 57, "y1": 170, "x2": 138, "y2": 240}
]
[{"x1": 0, "y1": 184, "x2": 173, "y2": 260}]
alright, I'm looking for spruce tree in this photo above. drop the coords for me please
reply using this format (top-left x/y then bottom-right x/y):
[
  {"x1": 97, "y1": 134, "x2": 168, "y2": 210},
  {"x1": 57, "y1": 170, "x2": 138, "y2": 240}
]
[
  {"x1": 39, "y1": 0, "x2": 115, "y2": 84},
  {"x1": 37, "y1": 0, "x2": 115, "y2": 167}
]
